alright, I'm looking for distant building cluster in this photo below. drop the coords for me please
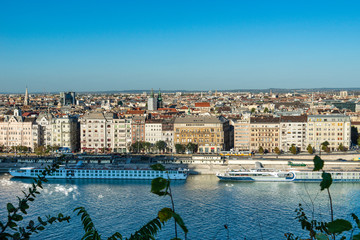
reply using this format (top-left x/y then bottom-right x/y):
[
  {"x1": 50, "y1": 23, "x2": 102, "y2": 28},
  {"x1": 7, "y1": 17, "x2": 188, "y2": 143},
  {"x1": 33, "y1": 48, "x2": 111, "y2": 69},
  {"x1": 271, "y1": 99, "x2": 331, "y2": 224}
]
[{"x1": 0, "y1": 88, "x2": 359, "y2": 154}]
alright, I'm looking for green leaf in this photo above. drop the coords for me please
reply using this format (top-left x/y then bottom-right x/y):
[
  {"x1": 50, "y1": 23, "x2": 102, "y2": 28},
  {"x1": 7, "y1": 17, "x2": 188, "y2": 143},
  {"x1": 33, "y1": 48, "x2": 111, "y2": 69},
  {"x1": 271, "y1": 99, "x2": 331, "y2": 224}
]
[
  {"x1": 327, "y1": 219, "x2": 352, "y2": 234},
  {"x1": 172, "y1": 212, "x2": 188, "y2": 234},
  {"x1": 158, "y1": 208, "x2": 173, "y2": 223},
  {"x1": 7, "y1": 203, "x2": 16, "y2": 212},
  {"x1": 8, "y1": 221, "x2": 17, "y2": 229},
  {"x1": 150, "y1": 164, "x2": 165, "y2": 171},
  {"x1": 313, "y1": 155, "x2": 324, "y2": 171},
  {"x1": 353, "y1": 233, "x2": 360, "y2": 240},
  {"x1": 320, "y1": 172, "x2": 333, "y2": 191},
  {"x1": 151, "y1": 177, "x2": 169, "y2": 196},
  {"x1": 37, "y1": 226, "x2": 45, "y2": 231},
  {"x1": 315, "y1": 232, "x2": 329, "y2": 240},
  {"x1": 12, "y1": 214, "x2": 23, "y2": 222}
]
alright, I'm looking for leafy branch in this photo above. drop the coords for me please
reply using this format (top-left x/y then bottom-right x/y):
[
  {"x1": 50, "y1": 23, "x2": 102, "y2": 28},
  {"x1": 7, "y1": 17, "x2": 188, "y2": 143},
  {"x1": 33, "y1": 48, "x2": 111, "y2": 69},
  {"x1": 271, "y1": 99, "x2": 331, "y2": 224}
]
[
  {"x1": 286, "y1": 155, "x2": 360, "y2": 240},
  {"x1": 0, "y1": 156, "x2": 71, "y2": 239},
  {"x1": 76, "y1": 164, "x2": 188, "y2": 240}
]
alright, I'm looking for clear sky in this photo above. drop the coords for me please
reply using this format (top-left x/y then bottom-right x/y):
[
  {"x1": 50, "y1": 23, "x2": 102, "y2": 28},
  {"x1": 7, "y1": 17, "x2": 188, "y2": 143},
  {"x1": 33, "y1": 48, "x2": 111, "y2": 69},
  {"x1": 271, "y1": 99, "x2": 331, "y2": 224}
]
[{"x1": 1, "y1": 0, "x2": 360, "y2": 93}]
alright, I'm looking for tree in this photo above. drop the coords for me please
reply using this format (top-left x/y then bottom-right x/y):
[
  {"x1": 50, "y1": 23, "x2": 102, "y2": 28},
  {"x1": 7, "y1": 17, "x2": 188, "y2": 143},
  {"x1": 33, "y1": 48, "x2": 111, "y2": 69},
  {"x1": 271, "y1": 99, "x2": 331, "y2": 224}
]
[
  {"x1": 130, "y1": 141, "x2": 146, "y2": 153},
  {"x1": 351, "y1": 126, "x2": 359, "y2": 146},
  {"x1": 338, "y1": 143, "x2": 345, "y2": 152},
  {"x1": 264, "y1": 107, "x2": 269, "y2": 113},
  {"x1": 155, "y1": 141, "x2": 167, "y2": 153},
  {"x1": 258, "y1": 146, "x2": 264, "y2": 154},
  {"x1": 321, "y1": 141, "x2": 330, "y2": 153},
  {"x1": 274, "y1": 147, "x2": 281, "y2": 155},
  {"x1": 186, "y1": 142, "x2": 198, "y2": 153},
  {"x1": 289, "y1": 144, "x2": 297, "y2": 155},
  {"x1": 251, "y1": 108, "x2": 256, "y2": 114},
  {"x1": 358, "y1": 136, "x2": 360, "y2": 146},
  {"x1": 34, "y1": 145, "x2": 46, "y2": 156},
  {"x1": 306, "y1": 144, "x2": 314, "y2": 154},
  {"x1": 175, "y1": 144, "x2": 185, "y2": 154}
]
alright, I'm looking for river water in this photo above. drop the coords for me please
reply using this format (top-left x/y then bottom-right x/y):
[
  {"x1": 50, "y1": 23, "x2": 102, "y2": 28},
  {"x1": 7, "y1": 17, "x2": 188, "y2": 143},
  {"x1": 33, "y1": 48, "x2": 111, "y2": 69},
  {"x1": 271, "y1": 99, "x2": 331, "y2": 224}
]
[{"x1": 1, "y1": 173, "x2": 360, "y2": 240}]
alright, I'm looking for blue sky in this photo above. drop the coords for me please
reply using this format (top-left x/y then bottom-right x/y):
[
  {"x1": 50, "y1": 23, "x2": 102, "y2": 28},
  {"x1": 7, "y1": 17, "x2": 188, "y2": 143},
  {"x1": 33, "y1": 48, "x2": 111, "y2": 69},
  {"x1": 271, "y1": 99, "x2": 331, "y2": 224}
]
[{"x1": 1, "y1": 0, "x2": 360, "y2": 92}]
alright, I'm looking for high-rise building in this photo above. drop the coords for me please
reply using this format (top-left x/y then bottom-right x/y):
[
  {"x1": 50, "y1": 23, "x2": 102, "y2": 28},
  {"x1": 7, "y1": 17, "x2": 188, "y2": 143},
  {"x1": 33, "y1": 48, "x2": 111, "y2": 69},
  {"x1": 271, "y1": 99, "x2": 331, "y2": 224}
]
[{"x1": 60, "y1": 92, "x2": 76, "y2": 105}]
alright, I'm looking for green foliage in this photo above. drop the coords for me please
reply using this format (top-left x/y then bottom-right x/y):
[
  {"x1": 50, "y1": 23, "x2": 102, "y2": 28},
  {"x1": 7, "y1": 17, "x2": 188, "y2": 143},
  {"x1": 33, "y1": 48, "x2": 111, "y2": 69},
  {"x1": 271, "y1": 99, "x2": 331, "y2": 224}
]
[
  {"x1": 264, "y1": 107, "x2": 269, "y2": 113},
  {"x1": 307, "y1": 144, "x2": 314, "y2": 154},
  {"x1": 258, "y1": 146, "x2": 264, "y2": 154},
  {"x1": 338, "y1": 143, "x2": 345, "y2": 152},
  {"x1": 186, "y1": 143, "x2": 197, "y2": 153},
  {"x1": 358, "y1": 137, "x2": 360, "y2": 146},
  {"x1": 327, "y1": 219, "x2": 352, "y2": 234},
  {"x1": 321, "y1": 141, "x2": 330, "y2": 153},
  {"x1": 251, "y1": 108, "x2": 256, "y2": 114},
  {"x1": 175, "y1": 144, "x2": 186, "y2": 154},
  {"x1": 151, "y1": 177, "x2": 169, "y2": 196},
  {"x1": 288, "y1": 155, "x2": 360, "y2": 240},
  {"x1": 155, "y1": 141, "x2": 167, "y2": 153},
  {"x1": 130, "y1": 141, "x2": 152, "y2": 153},
  {"x1": 1, "y1": 157, "x2": 71, "y2": 239},
  {"x1": 274, "y1": 147, "x2": 281, "y2": 155},
  {"x1": 320, "y1": 172, "x2": 333, "y2": 191},
  {"x1": 75, "y1": 176, "x2": 187, "y2": 240},
  {"x1": 313, "y1": 155, "x2": 324, "y2": 171},
  {"x1": 150, "y1": 163, "x2": 165, "y2": 171},
  {"x1": 289, "y1": 144, "x2": 297, "y2": 155}
]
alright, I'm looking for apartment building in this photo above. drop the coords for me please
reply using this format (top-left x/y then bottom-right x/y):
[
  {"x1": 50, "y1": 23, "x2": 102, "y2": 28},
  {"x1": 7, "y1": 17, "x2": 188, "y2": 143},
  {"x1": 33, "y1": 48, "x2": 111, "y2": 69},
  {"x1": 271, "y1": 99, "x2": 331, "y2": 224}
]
[
  {"x1": 280, "y1": 115, "x2": 307, "y2": 152},
  {"x1": 36, "y1": 113, "x2": 53, "y2": 147},
  {"x1": 233, "y1": 117, "x2": 251, "y2": 151},
  {"x1": 174, "y1": 116, "x2": 230, "y2": 153},
  {"x1": 162, "y1": 119, "x2": 174, "y2": 152},
  {"x1": 80, "y1": 112, "x2": 114, "y2": 153},
  {"x1": 250, "y1": 116, "x2": 280, "y2": 152},
  {"x1": 51, "y1": 116, "x2": 79, "y2": 152},
  {"x1": 306, "y1": 115, "x2": 351, "y2": 151},
  {"x1": 145, "y1": 119, "x2": 163, "y2": 144},
  {"x1": 131, "y1": 116, "x2": 146, "y2": 143},
  {"x1": 0, "y1": 111, "x2": 39, "y2": 151},
  {"x1": 113, "y1": 118, "x2": 132, "y2": 153}
]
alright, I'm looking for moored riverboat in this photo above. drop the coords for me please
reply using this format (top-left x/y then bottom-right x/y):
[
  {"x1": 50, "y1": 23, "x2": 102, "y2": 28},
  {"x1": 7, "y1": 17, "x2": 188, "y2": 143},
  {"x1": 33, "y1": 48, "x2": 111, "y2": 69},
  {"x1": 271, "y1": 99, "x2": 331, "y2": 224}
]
[
  {"x1": 9, "y1": 166, "x2": 188, "y2": 180},
  {"x1": 217, "y1": 169, "x2": 360, "y2": 182}
]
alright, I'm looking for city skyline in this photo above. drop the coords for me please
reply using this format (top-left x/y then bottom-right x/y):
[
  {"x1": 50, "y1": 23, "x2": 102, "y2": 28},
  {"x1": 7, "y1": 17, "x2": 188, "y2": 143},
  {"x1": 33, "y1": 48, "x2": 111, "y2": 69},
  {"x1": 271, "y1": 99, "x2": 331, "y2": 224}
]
[{"x1": 1, "y1": 1, "x2": 360, "y2": 92}]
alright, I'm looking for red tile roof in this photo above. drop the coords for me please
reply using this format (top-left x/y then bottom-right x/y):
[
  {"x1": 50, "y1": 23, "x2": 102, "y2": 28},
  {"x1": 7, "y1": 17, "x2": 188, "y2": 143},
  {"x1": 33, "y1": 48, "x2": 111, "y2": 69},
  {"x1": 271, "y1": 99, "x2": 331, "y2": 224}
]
[{"x1": 195, "y1": 102, "x2": 210, "y2": 108}]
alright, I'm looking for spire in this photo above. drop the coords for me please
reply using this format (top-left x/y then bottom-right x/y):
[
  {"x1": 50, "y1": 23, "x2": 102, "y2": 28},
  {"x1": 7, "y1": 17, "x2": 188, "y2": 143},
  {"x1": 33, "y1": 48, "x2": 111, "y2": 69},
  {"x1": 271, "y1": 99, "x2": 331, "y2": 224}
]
[
  {"x1": 24, "y1": 86, "x2": 29, "y2": 106},
  {"x1": 150, "y1": 88, "x2": 154, "y2": 98},
  {"x1": 158, "y1": 88, "x2": 162, "y2": 100}
]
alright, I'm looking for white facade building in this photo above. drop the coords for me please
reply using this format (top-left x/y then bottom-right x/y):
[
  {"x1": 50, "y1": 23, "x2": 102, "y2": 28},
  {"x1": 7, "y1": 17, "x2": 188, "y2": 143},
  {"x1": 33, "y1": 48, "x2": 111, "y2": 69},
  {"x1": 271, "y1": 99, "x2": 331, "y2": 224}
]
[
  {"x1": 145, "y1": 120, "x2": 163, "y2": 144},
  {"x1": 51, "y1": 116, "x2": 79, "y2": 152},
  {"x1": 279, "y1": 115, "x2": 307, "y2": 152},
  {"x1": 306, "y1": 115, "x2": 351, "y2": 151}
]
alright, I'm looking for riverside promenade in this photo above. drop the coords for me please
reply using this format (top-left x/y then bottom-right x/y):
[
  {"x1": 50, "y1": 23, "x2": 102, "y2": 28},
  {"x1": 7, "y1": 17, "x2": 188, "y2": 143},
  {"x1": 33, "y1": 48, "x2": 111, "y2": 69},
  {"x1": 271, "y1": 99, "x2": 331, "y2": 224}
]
[{"x1": 1, "y1": 152, "x2": 359, "y2": 175}]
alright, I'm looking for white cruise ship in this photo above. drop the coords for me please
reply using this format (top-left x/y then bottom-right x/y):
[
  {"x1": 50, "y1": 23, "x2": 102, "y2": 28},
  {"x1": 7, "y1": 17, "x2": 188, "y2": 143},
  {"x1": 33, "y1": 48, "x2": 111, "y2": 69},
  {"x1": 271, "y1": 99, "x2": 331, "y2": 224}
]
[
  {"x1": 9, "y1": 166, "x2": 188, "y2": 180},
  {"x1": 217, "y1": 169, "x2": 360, "y2": 182}
]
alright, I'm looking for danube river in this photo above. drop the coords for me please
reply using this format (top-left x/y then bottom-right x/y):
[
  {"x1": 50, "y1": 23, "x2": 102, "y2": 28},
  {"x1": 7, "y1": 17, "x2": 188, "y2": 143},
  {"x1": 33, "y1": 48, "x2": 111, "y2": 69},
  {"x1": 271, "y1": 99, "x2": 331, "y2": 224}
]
[{"x1": 1, "y1": 173, "x2": 360, "y2": 240}]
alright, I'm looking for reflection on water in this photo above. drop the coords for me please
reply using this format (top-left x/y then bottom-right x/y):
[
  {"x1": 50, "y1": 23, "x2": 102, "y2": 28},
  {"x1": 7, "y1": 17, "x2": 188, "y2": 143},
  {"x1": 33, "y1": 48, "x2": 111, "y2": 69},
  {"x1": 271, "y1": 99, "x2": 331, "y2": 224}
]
[{"x1": 1, "y1": 173, "x2": 360, "y2": 240}]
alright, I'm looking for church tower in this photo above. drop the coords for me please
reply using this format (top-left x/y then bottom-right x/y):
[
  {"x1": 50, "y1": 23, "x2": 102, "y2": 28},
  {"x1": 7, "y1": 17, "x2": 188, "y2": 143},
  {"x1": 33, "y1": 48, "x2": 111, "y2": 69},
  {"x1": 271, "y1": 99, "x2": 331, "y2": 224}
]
[
  {"x1": 24, "y1": 87, "x2": 29, "y2": 106},
  {"x1": 157, "y1": 89, "x2": 163, "y2": 109},
  {"x1": 147, "y1": 88, "x2": 157, "y2": 111}
]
